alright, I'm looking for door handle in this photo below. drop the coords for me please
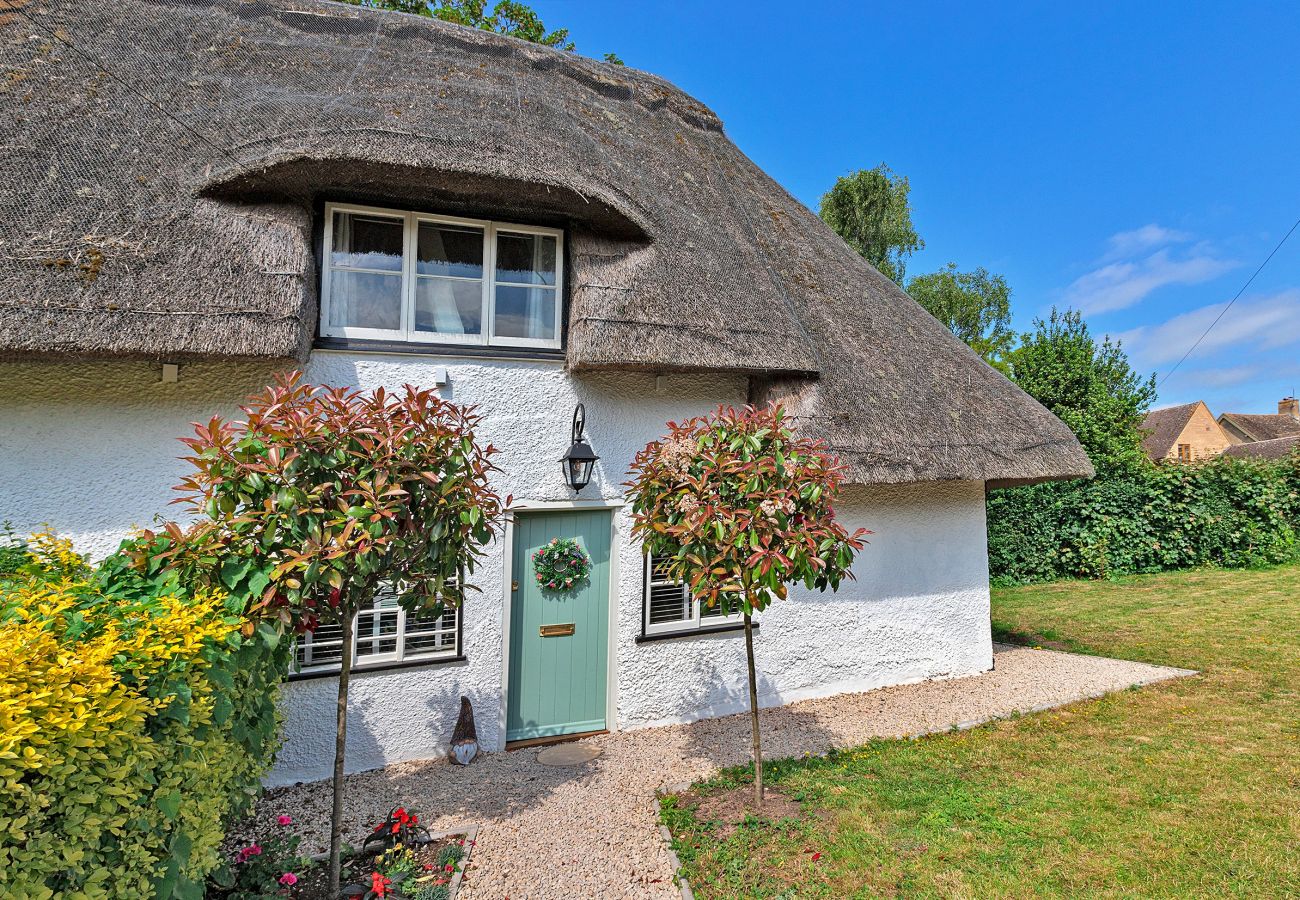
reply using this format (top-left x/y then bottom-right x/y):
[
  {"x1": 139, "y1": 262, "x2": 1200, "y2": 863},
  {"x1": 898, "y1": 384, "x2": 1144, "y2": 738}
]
[{"x1": 512, "y1": 580, "x2": 519, "y2": 591}]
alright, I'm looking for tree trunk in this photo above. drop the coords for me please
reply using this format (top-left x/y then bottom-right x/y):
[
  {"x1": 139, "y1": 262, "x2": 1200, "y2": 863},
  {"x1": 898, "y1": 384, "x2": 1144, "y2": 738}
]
[
  {"x1": 328, "y1": 611, "x2": 354, "y2": 896},
  {"x1": 743, "y1": 611, "x2": 763, "y2": 807}
]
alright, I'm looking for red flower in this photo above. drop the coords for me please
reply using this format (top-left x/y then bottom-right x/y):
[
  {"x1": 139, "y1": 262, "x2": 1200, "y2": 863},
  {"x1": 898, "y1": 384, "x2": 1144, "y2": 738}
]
[
  {"x1": 278, "y1": 872, "x2": 298, "y2": 886},
  {"x1": 276, "y1": 815, "x2": 293, "y2": 826},
  {"x1": 370, "y1": 871, "x2": 391, "y2": 897},
  {"x1": 811, "y1": 852, "x2": 822, "y2": 862},
  {"x1": 445, "y1": 863, "x2": 455, "y2": 872}
]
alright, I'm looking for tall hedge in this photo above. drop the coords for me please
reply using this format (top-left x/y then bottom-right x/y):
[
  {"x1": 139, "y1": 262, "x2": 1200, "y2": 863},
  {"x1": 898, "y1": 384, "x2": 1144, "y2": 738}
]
[
  {"x1": 988, "y1": 453, "x2": 1300, "y2": 584},
  {"x1": 0, "y1": 534, "x2": 288, "y2": 898}
]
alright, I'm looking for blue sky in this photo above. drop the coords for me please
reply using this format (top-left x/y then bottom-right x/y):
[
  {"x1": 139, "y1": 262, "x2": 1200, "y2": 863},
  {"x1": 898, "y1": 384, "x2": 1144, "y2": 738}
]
[{"x1": 542, "y1": 0, "x2": 1300, "y2": 415}]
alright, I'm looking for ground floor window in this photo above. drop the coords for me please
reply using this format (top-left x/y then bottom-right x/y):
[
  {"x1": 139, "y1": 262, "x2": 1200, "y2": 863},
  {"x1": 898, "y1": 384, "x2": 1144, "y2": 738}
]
[
  {"x1": 293, "y1": 591, "x2": 460, "y2": 674},
  {"x1": 643, "y1": 552, "x2": 744, "y2": 636}
]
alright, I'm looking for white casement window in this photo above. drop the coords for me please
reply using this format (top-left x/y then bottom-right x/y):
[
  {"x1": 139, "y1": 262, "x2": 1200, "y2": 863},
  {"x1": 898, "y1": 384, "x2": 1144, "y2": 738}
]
[
  {"x1": 643, "y1": 552, "x2": 744, "y2": 636},
  {"x1": 320, "y1": 202, "x2": 564, "y2": 350},
  {"x1": 294, "y1": 592, "x2": 460, "y2": 674}
]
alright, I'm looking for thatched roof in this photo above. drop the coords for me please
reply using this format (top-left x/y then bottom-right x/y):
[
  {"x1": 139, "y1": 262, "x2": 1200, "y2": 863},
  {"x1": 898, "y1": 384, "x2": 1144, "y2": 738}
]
[
  {"x1": 0, "y1": 0, "x2": 1091, "y2": 486},
  {"x1": 1223, "y1": 435, "x2": 1300, "y2": 460},
  {"x1": 1140, "y1": 402, "x2": 1201, "y2": 459}
]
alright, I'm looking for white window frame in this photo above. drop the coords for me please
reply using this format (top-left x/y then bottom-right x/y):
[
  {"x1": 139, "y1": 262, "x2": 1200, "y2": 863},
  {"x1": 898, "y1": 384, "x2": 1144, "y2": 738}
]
[
  {"x1": 320, "y1": 202, "x2": 564, "y2": 350},
  {"x1": 293, "y1": 593, "x2": 461, "y2": 675},
  {"x1": 642, "y1": 552, "x2": 744, "y2": 636}
]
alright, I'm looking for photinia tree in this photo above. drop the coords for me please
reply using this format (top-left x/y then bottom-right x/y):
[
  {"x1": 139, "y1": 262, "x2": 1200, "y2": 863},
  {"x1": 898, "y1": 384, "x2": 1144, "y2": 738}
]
[
  {"x1": 626, "y1": 404, "x2": 868, "y2": 806},
  {"x1": 173, "y1": 372, "x2": 506, "y2": 895}
]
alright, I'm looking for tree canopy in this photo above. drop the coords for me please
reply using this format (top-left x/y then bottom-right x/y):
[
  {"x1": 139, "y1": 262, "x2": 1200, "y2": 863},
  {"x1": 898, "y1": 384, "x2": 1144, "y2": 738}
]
[
  {"x1": 1005, "y1": 308, "x2": 1156, "y2": 474},
  {"x1": 906, "y1": 263, "x2": 1015, "y2": 371},
  {"x1": 336, "y1": 0, "x2": 622, "y2": 60},
  {"x1": 174, "y1": 373, "x2": 504, "y2": 894},
  {"x1": 819, "y1": 164, "x2": 924, "y2": 284},
  {"x1": 626, "y1": 404, "x2": 867, "y2": 804}
]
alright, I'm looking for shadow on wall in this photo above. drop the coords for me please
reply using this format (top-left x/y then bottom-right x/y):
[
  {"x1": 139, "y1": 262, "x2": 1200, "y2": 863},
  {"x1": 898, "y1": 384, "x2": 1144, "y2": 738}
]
[{"x1": 271, "y1": 674, "x2": 482, "y2": 786}]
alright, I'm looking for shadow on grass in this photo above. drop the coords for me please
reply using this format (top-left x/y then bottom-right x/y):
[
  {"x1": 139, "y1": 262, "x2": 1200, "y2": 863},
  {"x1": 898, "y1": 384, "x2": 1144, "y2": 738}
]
[{"x1": 991, "y1": 619, "x2": 1094, "y2": 656}]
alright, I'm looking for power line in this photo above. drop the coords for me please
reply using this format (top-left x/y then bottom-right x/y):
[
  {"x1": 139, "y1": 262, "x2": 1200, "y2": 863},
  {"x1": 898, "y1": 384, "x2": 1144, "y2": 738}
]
[{"x1": 1157, "y1": 215, "x2": 1300, "y2": 388}]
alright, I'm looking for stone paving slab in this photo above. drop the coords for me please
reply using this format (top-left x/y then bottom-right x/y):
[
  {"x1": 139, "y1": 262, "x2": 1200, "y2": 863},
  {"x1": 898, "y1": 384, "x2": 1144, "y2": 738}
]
[{"x1": 266, "y1": 645, "x2": 1194, "y2": 899}]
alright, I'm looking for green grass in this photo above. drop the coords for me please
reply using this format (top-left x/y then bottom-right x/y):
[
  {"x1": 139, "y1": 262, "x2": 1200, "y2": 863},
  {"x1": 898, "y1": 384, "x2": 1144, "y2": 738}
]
[{"x1": 661, "y1": 564, "x2": 1300, "y2": 899}]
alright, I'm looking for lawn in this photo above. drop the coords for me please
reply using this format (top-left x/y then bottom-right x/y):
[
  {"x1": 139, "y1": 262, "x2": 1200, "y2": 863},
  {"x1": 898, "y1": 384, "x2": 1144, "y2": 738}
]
[{"x1": 660, "y1": 564, "x2": 1300, "y2": 899}]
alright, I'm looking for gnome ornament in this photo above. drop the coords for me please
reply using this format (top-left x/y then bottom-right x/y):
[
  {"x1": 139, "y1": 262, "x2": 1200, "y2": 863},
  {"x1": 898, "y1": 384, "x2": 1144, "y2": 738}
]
[{"x1": 450, "y1": 695, "x2": 479, "y2": 765}]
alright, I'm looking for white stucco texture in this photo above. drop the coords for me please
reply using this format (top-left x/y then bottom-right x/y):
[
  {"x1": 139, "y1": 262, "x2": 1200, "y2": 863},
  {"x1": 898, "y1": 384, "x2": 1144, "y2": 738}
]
[
  {"x1": 0, "y1": 355, "x2": 992, "y2": 787},
  {"x1": 614, "y1": 480, "x2": 993, "y2": 731}
]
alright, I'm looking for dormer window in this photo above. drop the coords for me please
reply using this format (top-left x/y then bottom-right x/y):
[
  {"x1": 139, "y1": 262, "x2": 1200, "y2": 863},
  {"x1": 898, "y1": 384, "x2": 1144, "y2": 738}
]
[{"x1": 320, "y1": 202, "x2": 563, "y2": 349}]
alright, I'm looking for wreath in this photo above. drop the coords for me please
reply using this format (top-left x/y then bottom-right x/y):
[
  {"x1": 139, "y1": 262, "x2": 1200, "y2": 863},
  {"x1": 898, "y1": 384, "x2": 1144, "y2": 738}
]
[{"x1": 533, "y1": 537, "x2": 591, "y2": 591}]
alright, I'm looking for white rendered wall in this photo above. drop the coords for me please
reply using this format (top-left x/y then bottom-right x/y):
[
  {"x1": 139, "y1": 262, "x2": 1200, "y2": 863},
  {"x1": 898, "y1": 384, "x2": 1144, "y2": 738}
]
[
  {"x1": 0, "y1": 357, "x2": 991, "y2": 786},
  {"x1": 614, "y1": 480, "x2": 993, "y2": 731}
]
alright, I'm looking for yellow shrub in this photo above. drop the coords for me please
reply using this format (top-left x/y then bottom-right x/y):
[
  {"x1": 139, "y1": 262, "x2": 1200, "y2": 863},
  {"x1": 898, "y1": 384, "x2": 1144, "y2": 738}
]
[{"x1": 0, "y1": 535, "x2": 288, "y2": 898}]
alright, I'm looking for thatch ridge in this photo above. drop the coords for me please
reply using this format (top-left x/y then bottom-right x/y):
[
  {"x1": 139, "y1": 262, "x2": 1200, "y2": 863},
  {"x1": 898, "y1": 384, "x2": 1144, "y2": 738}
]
[{"x1": 0, "y1": 0, "x2": 1092, "y2": 485}]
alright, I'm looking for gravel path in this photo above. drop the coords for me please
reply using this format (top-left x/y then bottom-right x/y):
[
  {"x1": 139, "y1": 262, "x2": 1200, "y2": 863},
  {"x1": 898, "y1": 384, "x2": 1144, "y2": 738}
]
[{"x1": 264, "y1": 645, "x2": 1193, "y2": 899}]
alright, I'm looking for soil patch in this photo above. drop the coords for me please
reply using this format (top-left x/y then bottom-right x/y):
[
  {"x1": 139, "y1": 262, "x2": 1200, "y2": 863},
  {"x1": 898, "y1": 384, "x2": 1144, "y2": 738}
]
[{"x1": 683, "y1": 785, "x2": 803, "y2": 838}]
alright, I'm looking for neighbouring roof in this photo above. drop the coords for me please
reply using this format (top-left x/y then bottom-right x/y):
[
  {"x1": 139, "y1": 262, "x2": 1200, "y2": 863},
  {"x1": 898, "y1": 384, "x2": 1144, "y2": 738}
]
[
  {"x1": 0, "y1": 0, "x2": 1092, "y2": 487},
  {"x1": 1223, "y1": 435, "x2": 1300, "y2": 460},
  {"x1": 1140, "y1": 402, "x2": 1202, "y2": 459},
  {"x1": 1217, "y1": 413, "x2": 1300, "y2": 443}
]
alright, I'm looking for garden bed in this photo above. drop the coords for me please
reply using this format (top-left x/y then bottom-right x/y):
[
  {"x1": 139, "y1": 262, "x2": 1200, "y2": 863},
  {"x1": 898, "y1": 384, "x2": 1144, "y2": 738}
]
[
  {"x1": 297, "y1": 829, "x2": 473, "y2": 899},
  {"x1": 216, "y1": 809, "x2": 476, "y2": 900}
]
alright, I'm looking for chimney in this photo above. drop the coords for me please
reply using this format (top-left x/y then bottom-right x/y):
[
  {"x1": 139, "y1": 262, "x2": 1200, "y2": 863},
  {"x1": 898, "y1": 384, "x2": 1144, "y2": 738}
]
[{"x1": 1281, "y1": 396, "x2": 1300, "y2": 419}]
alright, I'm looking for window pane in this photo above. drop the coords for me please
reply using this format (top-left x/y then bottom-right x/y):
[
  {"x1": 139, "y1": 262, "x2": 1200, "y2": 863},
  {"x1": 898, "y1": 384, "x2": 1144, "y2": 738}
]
[
  {"x1": 494, "y1": 285, "x2": 556, "y2": 341},
  {"x1": 332, "y1": 212, "x2": 403, "y2": 271},
  {"x1": 648, "y1": 582, "x2": 690, "y2": 624},
  {"x1": 301, "y1": 640, "x2": 344, "y2": 668},
  {"x1": 495, "y1": 232, "x2": 557, "y2": 285},
  {"x1": 405, "y1": 605, "x2": 458, "y2": 655},
  {"x1": 328, "y1": 270, "x2": 402, "y2": 331},
  {"x1": 700, "y1": 596, "x2": 736, "y2": 619},
  {"x1": 417, "y1": 222, "x2": 484, "y2": 278},
  {"x1": 415, "y1": 277, "x2": 483, "y2": 336}
]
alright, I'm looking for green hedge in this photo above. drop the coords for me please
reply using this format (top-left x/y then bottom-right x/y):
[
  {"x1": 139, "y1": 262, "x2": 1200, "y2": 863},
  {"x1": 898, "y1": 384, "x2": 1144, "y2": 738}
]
[
  {"x1": 0, "y1": 533, "x2": 288, "y2": 899},
  {"x1": 988, "y1": 453, "x2": 1300, "y2": 584}
]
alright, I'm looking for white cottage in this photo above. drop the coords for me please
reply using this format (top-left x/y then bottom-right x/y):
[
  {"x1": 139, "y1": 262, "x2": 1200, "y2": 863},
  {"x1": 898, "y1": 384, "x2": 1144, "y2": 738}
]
[{"x1": 0, "y1": 0, "x2": 1091, "y2": 785}]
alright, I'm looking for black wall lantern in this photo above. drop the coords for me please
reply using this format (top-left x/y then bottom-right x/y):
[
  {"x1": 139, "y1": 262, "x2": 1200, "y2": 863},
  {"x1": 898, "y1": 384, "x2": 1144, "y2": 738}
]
[{"x1": 561, "y1": 403, "x2": 599, "y2": 492}]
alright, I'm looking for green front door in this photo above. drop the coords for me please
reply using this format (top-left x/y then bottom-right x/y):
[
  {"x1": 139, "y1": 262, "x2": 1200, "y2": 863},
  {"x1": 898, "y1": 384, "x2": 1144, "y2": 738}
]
[{"x1": 506, "y1": 509, "x2": 612, "y2": 743}]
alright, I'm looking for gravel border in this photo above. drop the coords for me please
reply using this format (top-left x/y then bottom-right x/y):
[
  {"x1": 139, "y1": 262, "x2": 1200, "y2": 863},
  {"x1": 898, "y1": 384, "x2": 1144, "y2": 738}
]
[{"x1": 264, "y1": 645, "x2": 1194, "y2": 899}]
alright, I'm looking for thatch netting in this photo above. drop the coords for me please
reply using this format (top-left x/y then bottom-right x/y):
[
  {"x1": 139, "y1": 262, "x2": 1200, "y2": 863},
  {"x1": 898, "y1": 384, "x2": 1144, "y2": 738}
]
[{"x1": 0, "y1": 0, "x2": 1091, "y2": 485}]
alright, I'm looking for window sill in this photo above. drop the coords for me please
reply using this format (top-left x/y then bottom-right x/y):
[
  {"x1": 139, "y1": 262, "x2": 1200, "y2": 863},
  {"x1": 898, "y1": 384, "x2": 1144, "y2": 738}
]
[
  {"x1": 314, "y1": 336, "x2": 565, "y2": 362},
  {"x1": 286, "y1": 654, "x2": 466, "y2": 682},
  {"x1": 635, "y1": 621, "x2": 755, "y2": 644}
]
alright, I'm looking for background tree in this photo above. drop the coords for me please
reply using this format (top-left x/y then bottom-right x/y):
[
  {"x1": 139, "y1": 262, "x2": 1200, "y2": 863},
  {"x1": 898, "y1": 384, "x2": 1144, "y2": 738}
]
[
  {"x1": 175, "y1": 374, "x2": 505, "y2": 896},
  {"x1": 906, "y1": 263, "x2": 1015, "y2": 371},
  {"x1": 336, "y1": 0, "x2": 614, "y2": 55},
  {"x1": 819, "y1": 164, "x2": 924, "y2": 284},
  {"x1": 1005, "y1": 308, "x2": 1156, "y2": 474},
  {"x1": 626, "y1": 405, "x2": 867, "y2": 806}
]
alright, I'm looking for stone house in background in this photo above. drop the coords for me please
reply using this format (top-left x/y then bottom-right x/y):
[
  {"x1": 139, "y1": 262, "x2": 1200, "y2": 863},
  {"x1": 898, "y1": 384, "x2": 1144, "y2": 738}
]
[
  {"x1": 1140, "y1": 401, "x2": 1232, "y2": 462},
  {"x1": 1141, "y1": 396, "x2": 1300, "y2": 463},
  {"x1": 1218, "y1": 397, "x2": 1300, "y2": 445}
]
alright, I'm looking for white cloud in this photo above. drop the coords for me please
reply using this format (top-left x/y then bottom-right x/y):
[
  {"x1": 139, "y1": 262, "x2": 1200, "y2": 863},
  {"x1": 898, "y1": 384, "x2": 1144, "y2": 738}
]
[
  {"x1": 1115, "y1": 289, "x2": 1300, "y2": 366},
  {"x1": 1102, "y1": 224, "x2": 1192, "y2": 260},
  {"x1": 1064, "y1": 247, "x2": 1238, "y2": 315},
  {"x1": 1185, "y1": 364, "x2": 1263, "y2": 389}
]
